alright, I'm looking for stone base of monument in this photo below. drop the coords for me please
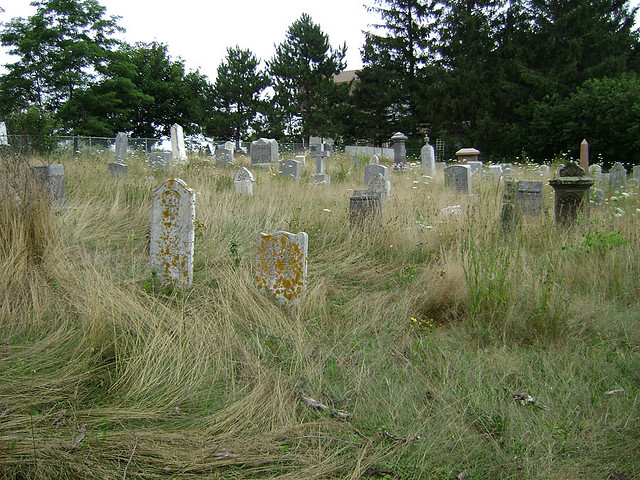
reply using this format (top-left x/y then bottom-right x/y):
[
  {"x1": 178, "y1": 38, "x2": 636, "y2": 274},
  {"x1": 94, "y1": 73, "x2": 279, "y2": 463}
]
[{"x1": 549, "y1": 162, "x2": 594, "y2": 225}]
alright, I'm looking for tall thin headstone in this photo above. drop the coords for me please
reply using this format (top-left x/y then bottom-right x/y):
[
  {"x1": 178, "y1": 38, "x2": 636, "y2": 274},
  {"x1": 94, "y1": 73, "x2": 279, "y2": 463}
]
[
  {"x1": 234, "y1": 167, "x2": 254, "y2": 195},
  {"x1": 170, "y1": 124, "x2": 187, "y2": 164},
  {"x1": 421, "y1": 135, "x2": 436, "y2": 177},
  {"x1": 579, "y1": 139, "x2": 589, "y2": 174},
  {"x1": 0, "y1": 122, "x2": 8, "y2": 146},
  {"x1": 255, "y1": 231, "x2": 308, "y2": 305},
  {"x1": 114, "y1": 132, "x2": 128, "y2": 164},
  {"x1": 150, "y1": 178, "x2": 195, "y2": 287}
]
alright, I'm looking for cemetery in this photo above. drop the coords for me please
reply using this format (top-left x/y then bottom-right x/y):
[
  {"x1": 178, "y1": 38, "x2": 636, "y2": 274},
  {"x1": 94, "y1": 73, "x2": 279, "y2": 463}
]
[{"x1": 1, "y1": 144, "x2": 639, "y2": 479}]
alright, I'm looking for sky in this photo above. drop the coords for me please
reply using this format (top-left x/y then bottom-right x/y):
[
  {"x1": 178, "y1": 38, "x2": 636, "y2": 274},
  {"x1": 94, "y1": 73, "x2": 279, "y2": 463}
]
[{"x1": 0, "y1": 0, "x2": 380, "y2": 81}]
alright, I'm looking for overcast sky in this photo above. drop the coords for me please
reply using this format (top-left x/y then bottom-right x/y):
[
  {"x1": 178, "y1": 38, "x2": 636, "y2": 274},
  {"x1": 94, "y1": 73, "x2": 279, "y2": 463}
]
[
  {"x1": 2, "y1": 1, "x2": 640, "y2": 82},
  {"x1": 0, "y1": 0, "x2": 379, "y2": 80}
]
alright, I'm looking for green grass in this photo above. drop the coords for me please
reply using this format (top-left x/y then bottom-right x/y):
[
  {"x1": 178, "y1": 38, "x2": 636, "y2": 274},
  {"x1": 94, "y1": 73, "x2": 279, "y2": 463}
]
[{"x1": 0, "y1": 151, "x2": 638, "y2": 479}]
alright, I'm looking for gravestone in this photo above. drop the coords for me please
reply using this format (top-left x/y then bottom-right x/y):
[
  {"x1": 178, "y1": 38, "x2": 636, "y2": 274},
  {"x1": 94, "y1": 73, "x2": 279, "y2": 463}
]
[
  {"x1": 107, "y1": 162, "x2": 127, "y2": 177},
  {"x1": 310, "y1": 143, "x2": 331, "y2": 184},
  {"x1": 367, "y1": 172, "x2": 391, "y2": 198},
  {"x1": 391, "y1": 132, "x2": 408, "y2": 166},
  {"x1": 234, "y1": 167, "x2": 254, "y2": 195},
  {"x1": 548, "y1": 161, "x2": 594, "y2": 225},
  {"x1": 0, "y1": 122, "x2": 7, "y2": 145},
  {"x1": 364, "y1": 164, "x2": 388, "y2": 188},
  {"x1": 31, "y1": 164, "x2": 65, "y2": 203},
  {"x1": 591, "y1": 187, "x2": 604, "y2": 205},
  {"x1": 349, "y1": 190, "x2": 382, "y2": 229},
  {"x1": 489, "y1": 165, "x2": 503, "y2": 181},
  {"x1": 223, "y1": 141, "x2": 235, "y2": 157},
  {"x1": 251, "y1": 138, "x2": 278, "y2": 164},
  {"x1": 467, "y1": 161, "x2": 483, "y2": 177},
  {"x1": 216, "y1": 147, "x2": 233, "y2": 166},
  {"x1": 588, "y1": 164, "x2": 602, "y2": 181},
  {"x1": 295, "y1": 155, "x2": 306, "y2": 166},
  {"x1": 150, "y1": 178, "x2": 195, "y2": 287},
  {"x1": 444, "y1": 164, "x2": 472, "y2": 194},
  {"x1": 500, "y1": 163, "x2": 514, "y2": 178},
  {"x1": 515, "y1": 180, "x2": 543, "y2": 216},
  {"x1": 279, "y1": 159, "x2": 302, "y2": 180},
  {"x1": 538, "y1": 165, "x2": 550, "y2": 176},
  {"x1": 500, "y1": 179, "x2": 516, "y2": 232},
  {"x1": 170, "y1": 124, "x2": 187, "y2": 163},
  {"x1": 630, "y1": 165, "x2": 640, "y2": 187},
  {"x1": 255, "y1": 231, "x2": 308, "y2": 305},
  {"x1": 421, "y1": 135, "x2": 436, "y2": 177},
  {"x1": 149, "y1": 152, "x2": 171, "y2": 170},
  {"x1": 114, "y1": 132, "x2": 128, "y2": 164},
  {"x1": 456, "y1": 148, "x2": 480, "y2": 163},
  {"x1": 608, "y1": 162, "x2": 627, "y2": 191},
  {"x1": 369, "y1": 155, "x2": 380, "y2": 165},
  {"x1": 579, "y1": 139, "x2": 589, "y2": 174}
]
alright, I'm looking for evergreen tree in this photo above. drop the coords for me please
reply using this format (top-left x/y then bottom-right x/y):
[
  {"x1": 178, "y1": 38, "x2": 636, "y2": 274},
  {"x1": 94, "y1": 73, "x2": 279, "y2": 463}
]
[
  {"x1": 209, "y1": 46, "x2": 269, "y2": 146},
  {"x1": 268, "y1": 13, "x2": 346, "y2": 144}
]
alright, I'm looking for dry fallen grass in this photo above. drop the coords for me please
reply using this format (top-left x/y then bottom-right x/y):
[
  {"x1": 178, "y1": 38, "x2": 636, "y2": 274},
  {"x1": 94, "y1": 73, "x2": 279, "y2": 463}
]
[{"x1": 0, "y1": 151, "x2": 639, "y2": 479}]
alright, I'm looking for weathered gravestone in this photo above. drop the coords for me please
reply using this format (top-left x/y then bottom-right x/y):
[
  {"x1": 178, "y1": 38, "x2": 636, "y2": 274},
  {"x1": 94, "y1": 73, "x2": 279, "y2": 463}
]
[
  {"x1": 234, "y1": 167, "x2": 254, "y2": 195},
  {"x1": 216, "y1": 147, "x2": 233, "y2": 166},
  {"x1": 391, "y1": 132, "x2": 408, "y2": 166},
  {"x1": 150, "y1": 178, "x2": 195, "y2": 287},
  {"x1": 223, "y1": 141, "x2": 235, "y2": 156},
  {"x1": 149, "y1": 152, "x2": 171, "y2": 170},
  {"x1": 588, "y1": 164, "x2": 602, "y2": 180},
  {"x1": 368, "y1": 172, "x2": 391, "y2": 198},
  {"x1": 630, "y1": 165, "x2": 640, "y2": 187},
  {"x1": 467, "y1": 161, "x2": 483, "y2": 177},
  {"x1": 515, "y1": 180, "x2": 543, "y2": 216},
  {"x1": 489, "y1": 165, "x2": 503, "y2": 182},
  {"x1": 444, "y1": 164, "x2": 472, "y2": 194},
  {"x1": 295, "y1": 155, "x2": 306, "y2": 166},
  {"x1": 251, "y1": 138, "x2": 278, "y2": 164},
  {"x1": 364, "y1": 164, "x2": 388, "y2": 188},
  {"x1": 500, "y1": 163, "x2": 514, "y2": 178},
  {"x1": 421, "y1": 135, "x2": 436, "y2": 177},
  {"x1": 31, "y1": 164, "x2": 65, "y2": 203},
  {"x1": 255, "y1": 231, "x2": 308, "y2": 305},
  {"x1": 114, "y1": 132, "x2": 128, "y2": 164},
  {"x1": 107, "y1": 162, "x2": 127, "y2": 177},
  {"x1": 0, "y1": 121, "x2": 7, "y2": 146},
  {"x1": 349, "y1": 190, "x2": 383, "y2": 229},
  {"x1": 280, "y1": 159, "x2": 302, "y2": 180},
  {"x1": 548, "y1": 161, "x2": 594, "y2": 225},
  {"x1": 369, "y1": 155, "x2": 380, "y2": 165},
  {"x1": 500, "y1": 179, "x2": 516, "y2": 232},
  {"x1": 309, "y1": 144, "x2": 331, "y2": 184},
  {"x1": 170, "y1": 124, "x2": 187, "y2": 164},
  {"x1": 609, "y1": 162, "x2": 627, "y2": 191},
  {"x1": 538, "y1": 165, "x2": 550, "y2": 176}
]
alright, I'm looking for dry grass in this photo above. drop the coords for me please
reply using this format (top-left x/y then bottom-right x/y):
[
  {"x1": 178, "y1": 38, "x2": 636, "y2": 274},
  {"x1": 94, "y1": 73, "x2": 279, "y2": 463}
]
[{"x1": 0, "y1": 151, "x2": 638, "y2": 479}]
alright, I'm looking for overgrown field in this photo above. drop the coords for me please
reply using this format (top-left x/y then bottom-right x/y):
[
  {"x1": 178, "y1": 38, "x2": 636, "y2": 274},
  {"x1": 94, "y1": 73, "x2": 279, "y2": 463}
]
[{"x1": 1, "y1": 151, "x2": 639, "y2": 479}]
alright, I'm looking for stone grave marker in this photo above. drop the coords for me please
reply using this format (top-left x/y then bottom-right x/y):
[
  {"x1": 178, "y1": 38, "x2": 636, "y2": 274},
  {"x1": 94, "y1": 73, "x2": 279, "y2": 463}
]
[
  {"x1": 279, "y1": 159, "x2": 302, "y2": 180},
  {"x1": 295, "y1": 154, "x2": 306, "y2": 166},
  {"x1": 421, "y1": 135, "x2": 436, "y2": 177},
  {"x1": 538, "y1": 165, "x2": 550, "y2": 176},
  {"x1": 467, "y1": 161, "x2": 483, "y2": 177},
  {"x1": 580, "y1": 139, "x2": 589, "y2": 174},
  {"x1": 500, "y1": 179, "x2": 516, "y2": 232},
  {"x1": 591, "y1": 187, "x2": 604, "y2": 205},
  {"x1": 630, "y1": 165, "x2": 640, "y2": 187},
  {"x1": 588, "y1": 164, "x2": 602, "y2": 180},
  {"x1": 309, "y1": 143, "x2": 331, "y2": 184},
  {"x1": 150, "y1": 178, "x2": 195, "y2": 287},
  {"x1": 107, "y1": 162, "x2": 127, "y2": 176},
  {"x1": 444, "y1": 164, "x2": 472, "y2": 194},
  {"x1": 367, "y1": 172, "x2": 391, "y2": 198},
  {"x1": 31, "y1": 164, "x2": 65, "y2": 203},
  {"x1": 0, "y1": 121, "x2": 7, "y2": 145},
  {"x1": 149, "y1": 152, "x2": 171, "y2": 170},
  {"x1": 255, "y1": 231, "x2": 308, "y2": 305},
  {"x1": 234, "y1": 167, "x2": 254, "y2": 195},
  {"x1": 500, "y1": 163, "x2": 514, "y2": 178},
  {"x1": 114, "y1": 132, "x2": 128, "y2": 164},
  {"x1": 364, "y1": 164, "x2": 388, "y2": 188},
  {"x1": 489, "y1": 165, "x2": 503, "y2": 181},
  {"x1": 391, "y1": 132, "x2": 408, "y2": 166},
  {"x1": 515, "y1": 180, "x2": 543, "y2": 216},
  {"x1": 170, "y1": 123, "x2": 187, "y2": 163},
  {"x1": 349, "y1": 190, "x2": 382, "y2": 229},
  {"x1": 548, "y1": 161, "x2": 594, "y2": 225},
  {"x1": 369, "y1": 155, "x2": 380, "y2": 165},
  {"x1": 608, "y1": 162, "x2": 627, "y2": 191},
  {"x1": 223, "y1": 141, "x2": 235, "y2": 156},
  {"x1": 251, "y1": 138, "x2": 278, "y2": 164},
  {"x1": 456, "y1": 148, "x2": 480, "y2": 163},
  {"x1": 216, "y1": 147, "x2": 233, "y2": 166}
]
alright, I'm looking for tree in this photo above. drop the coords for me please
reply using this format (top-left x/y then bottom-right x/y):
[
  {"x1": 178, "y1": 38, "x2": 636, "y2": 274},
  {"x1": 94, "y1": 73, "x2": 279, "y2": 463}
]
[
  {"x1": 0, "y1": 0, "x2": 122, "y2": 112},
  {"x1": 209, "y1": 46, "x2": 269, "y2": 146},
  {"x1": 354, "y1": 0, "x2": 438, "y2": 140},
  {"x1": 268, "y1": 13, "x2": 346, "y2": 144}
]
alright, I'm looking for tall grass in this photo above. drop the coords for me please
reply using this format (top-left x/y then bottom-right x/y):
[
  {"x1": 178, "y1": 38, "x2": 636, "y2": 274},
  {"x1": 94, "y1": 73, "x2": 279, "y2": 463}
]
[{"x1": 0, "y1": 152, "x2": 638, "y2": 479}]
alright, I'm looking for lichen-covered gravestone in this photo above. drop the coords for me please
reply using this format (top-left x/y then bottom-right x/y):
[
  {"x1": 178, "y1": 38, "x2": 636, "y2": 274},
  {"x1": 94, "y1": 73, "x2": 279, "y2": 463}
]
[
  {"x1": 255, "y1": 231, "x2": 308, "y2": 304},
  {"x1": 234, "y1": 167, "x2": 254, "y2": 195},
  {"x1": 150, "y1": 178, "x2": 196, "y2": 287},
  {"x1": 444, "y1": 165, "x2": 472, "y2": 194}
]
